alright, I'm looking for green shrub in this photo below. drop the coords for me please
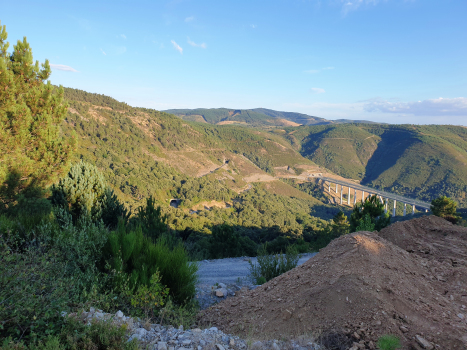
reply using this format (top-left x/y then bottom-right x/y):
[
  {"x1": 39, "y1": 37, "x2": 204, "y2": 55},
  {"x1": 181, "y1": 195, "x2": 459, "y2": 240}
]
[
  {"x1": 105, "y1": 221, "x2": 198, "y2": 305},
  {"x1": 158, "y1": 299, "x2": 198, "y2": 329},
  {"x1": 37, "y1": 210, "x2": 110, "y2": 304},
  {"x1": 59, "y1": 317, "x2": 138, "y2": 350},
  {"x1": 377, "y1": 335, "x2": 401, "y2": 350},
  {"x1": 1, "y1": 336, "x2": 65, "y2": 350},
  {"x1": 248, "y1": 244, "x2": 299, "y2": 284},
  {"x1": 0, "y1": 241, "x2": 70, "y2": 343},
  {"x1": 130, "y1": 271, "x2": 169, "y2": 318}
]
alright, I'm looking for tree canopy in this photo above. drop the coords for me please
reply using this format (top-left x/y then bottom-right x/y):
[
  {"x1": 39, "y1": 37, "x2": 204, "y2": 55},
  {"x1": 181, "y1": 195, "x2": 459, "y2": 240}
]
[
  {"x1": 350, "y1": 195, "x2": 391, "y2": 232},
  {"x1": 431, "y1": 196, "x2": 460, "y2": 224},
  {"x1": 0, "y1": 22, "x2": 75, "y2": 211}
]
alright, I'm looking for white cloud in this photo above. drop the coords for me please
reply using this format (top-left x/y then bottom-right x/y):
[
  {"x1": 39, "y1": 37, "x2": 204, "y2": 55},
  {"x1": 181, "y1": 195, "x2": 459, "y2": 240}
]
[
  {"x1": 340, "y1": 0, "x2": 382, "y2": 15},
  {"x1": 100, "y1": 48, "x2": 106, "y2": 55},
  {"x1": 251, "y1": 24, "x2": 257, "y2": 29},
  {"x1": 50, "y1": 64, "x2": 78, "y2": 72},
  {"x1": 185, "y1": 16, "x2": 194, "y2": 22},
  {"x1": 171, "y1": 40, "x2": 183, "y2": 54},
  {"x1": 364, "y1": 97, "x2": 467, "y2": 117},
  {"x1": 310, "y1": 87, "x2": 326, "y2": 94},
  {"x1": 282, "y1": 98, "x2": 467, "y2": 126},
  {"x1": 187, "y1": 37, "x2": 207, "y2": 49},
  {"x1": 120, "y1": 34, "x2": 126, "y2": 39},
  {"x1": 304, "y1": 67, "x2": 334, "y2": 74}
]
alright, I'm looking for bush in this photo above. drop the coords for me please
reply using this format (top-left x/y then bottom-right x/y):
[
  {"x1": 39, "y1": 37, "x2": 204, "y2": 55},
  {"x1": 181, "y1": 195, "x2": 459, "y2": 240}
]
[
  {"x1": 158, "y1": 299, "x2": 199, "y2": 329},
  {"x1": 0, "y1": 240, "x2": 70, "y2": 343},
  {"x1": 133, "y1": 196, "x2": 167, "y2": 242},
  {"x1": 59, "y1": 317, "x2": 138, "y2": 350},
  {"x1": 1, "y1": 316, "x2": 139, "y2": 350},
  {"x1": 1, "y1": 335, "x2": 65, "y2": 350},
  {"x1": 105, "y1": 221, "x2": 198, "y2": 305},
  {"x1": 248, "y1": 244, "x2": 299, "y2": 284},
  {"x1": 130, "y1": 271, "x2": 169, "y2": 319},
  {"x1": 37, "y1": 209, "x2": 110, "y2": 304}
]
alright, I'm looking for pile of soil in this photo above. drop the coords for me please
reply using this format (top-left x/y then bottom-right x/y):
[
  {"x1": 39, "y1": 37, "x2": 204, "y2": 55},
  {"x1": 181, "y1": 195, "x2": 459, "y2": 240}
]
[{"x1": 199, "y1": 216, "x2": 467, "y2": 349}]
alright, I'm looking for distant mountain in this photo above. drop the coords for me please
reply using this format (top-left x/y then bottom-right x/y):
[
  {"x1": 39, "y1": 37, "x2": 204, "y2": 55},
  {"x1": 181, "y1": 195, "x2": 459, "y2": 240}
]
[
  {"x1": 163, "y1": 107, "x2": 377, "y2": 128},
  {"x1": 286, "y1": 124, "x2": 467, "y2": 206}
]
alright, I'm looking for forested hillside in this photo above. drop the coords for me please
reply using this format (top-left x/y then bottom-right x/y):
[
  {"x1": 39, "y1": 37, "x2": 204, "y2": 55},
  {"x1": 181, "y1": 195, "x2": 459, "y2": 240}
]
[
  {"x1": 60, "y1": 88, "x2": 343, "y2": 252},
  {"x1": 164, "y1": 107, "x2": 375, "y2": 128},
  {"x1": 286, "y1": 124, "x2": 467, "y2": 206}
]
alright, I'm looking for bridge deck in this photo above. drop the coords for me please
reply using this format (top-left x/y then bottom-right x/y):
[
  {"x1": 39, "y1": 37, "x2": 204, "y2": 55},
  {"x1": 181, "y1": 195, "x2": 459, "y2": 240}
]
[{"x1": 316, "y1": 176, "x2": 431, "y2": 209}]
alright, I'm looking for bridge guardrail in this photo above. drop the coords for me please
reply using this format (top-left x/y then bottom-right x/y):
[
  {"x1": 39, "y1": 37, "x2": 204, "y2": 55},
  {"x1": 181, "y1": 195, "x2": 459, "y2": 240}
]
[{"x1": 316, "y1": 176, "x2": 431, "y2": 209}]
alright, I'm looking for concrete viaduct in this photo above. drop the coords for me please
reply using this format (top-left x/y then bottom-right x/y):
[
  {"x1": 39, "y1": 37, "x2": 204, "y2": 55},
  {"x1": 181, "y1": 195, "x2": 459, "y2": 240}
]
[{"x1": 315, "y1": 176, "x2": 431, "y2": 217}]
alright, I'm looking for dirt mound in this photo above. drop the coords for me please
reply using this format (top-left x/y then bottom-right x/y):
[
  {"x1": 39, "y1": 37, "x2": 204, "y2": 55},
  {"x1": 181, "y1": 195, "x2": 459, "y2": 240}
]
[
  {"x1": 379, "y1": 215, "x2": 467, "y2": 266},
  {"x1": 199, "y1": 230, "x2": 467, "y2": 349}
]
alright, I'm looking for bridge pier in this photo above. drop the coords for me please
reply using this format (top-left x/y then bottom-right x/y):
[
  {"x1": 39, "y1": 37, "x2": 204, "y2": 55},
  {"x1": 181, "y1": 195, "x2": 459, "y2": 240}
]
[{"x1": 318, "y1": 176, "x2": 431, "y2": 218}]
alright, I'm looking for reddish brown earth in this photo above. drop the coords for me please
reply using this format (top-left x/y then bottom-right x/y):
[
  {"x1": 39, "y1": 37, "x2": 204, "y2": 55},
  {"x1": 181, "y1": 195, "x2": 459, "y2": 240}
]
[{"x1": 199, "y1": 216, "x2": 467, "y2": 349}]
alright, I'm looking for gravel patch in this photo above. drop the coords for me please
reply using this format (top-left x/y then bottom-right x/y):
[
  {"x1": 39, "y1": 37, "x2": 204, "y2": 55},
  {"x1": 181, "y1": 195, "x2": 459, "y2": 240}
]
[{"x1": 195, "y1": 253, "x2": 317, "y2": 309}]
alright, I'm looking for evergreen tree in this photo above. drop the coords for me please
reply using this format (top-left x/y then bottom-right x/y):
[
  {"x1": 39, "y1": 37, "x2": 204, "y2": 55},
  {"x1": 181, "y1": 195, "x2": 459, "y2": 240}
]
[
  {"x1": 101, "y1": 188, "x2": 130, "y2": 229},
  {"x1": 0, "y1": 22, "x2": 76, "y2": 211},
  {"x1": 51, "y1": 161, "x2": 107, "y2": 222},
  {"x1": 350, "y1": 195, "x2": 391, "y2": 232},
  {"x1": 431, "y1": 196, "x2": 460, "y2": 224},
  {"x1": 135, "y1": 196, "x2": 167, "y2": 241},
  {"x1": 331, "y1": 211, "x2": 350, "y2": 236}
]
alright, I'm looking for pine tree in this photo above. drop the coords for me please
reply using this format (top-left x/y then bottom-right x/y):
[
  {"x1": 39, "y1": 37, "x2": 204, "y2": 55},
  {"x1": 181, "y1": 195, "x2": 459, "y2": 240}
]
[
  {"x1": 431, "y1": 196, "x2": 460, "y2": 224},
  {"x1": 350, "y1": 195, "x2": 391, "y2": 232},
  {"x1": 51, "y1": 161, "x2": 107, "y2": 222},
  {"x1": 0, "y1": 21, "x2": 76, "y2": 211}
]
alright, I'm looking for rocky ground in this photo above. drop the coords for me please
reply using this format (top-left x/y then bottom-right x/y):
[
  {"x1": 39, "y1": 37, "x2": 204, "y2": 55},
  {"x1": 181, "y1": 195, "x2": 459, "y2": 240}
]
[{"x1": 74, "y1": 308, "x2": 322, "y2": 350}]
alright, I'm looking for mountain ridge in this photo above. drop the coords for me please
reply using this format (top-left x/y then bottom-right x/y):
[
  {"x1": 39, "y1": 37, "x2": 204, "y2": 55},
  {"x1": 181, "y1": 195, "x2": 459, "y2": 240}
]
[{"x1": 164, "y1": 107, "x2": 378, "y2": 128}]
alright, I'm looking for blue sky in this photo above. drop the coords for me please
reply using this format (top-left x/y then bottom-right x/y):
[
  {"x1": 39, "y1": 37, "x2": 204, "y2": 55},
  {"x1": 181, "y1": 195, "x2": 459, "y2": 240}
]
[{"x1": 2, "y1": 0, "x2": 466, "y2": 125}]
